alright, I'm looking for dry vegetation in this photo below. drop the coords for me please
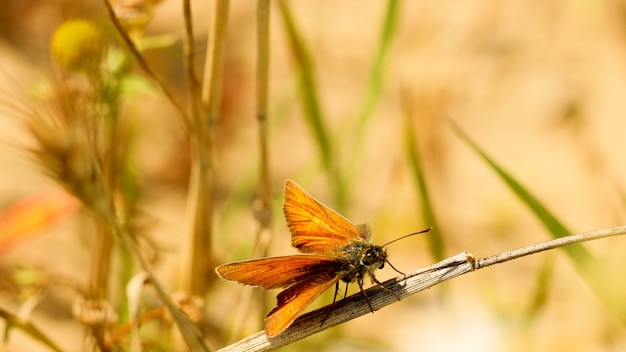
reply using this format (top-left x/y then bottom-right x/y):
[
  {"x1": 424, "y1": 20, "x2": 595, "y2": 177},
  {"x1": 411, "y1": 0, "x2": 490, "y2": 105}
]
[{"x1": 1, "y1": 1, "x2": 626, "y2": 351}]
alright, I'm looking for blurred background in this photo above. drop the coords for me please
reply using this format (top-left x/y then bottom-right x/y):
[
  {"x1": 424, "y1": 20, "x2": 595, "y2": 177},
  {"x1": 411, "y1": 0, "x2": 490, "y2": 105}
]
[{"x1": 1, "y1": 0, "x2": 626, "y2": 351}]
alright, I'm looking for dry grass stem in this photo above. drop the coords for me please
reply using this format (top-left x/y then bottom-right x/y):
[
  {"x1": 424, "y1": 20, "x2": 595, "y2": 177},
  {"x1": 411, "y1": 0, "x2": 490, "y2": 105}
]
[{"x1": 102, "y1": 0, "x2": 189, "y2": 125}]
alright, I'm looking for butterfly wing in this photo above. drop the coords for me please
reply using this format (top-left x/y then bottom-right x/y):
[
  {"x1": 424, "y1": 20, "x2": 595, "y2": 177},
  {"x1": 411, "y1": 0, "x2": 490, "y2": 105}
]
[
  {"x1": 265, "y1": 271, "x2": 341, "y2": 337},
  {"x1": 215, "y1": 255, "x2": 345, "y2": 289},
  {"x1": 284, "y1": 180, "x2": 364, "y2": 254}
]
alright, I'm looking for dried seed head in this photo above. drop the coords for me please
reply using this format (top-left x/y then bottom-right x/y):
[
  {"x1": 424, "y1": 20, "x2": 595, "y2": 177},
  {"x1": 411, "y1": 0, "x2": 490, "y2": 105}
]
[
  {"x1": 72, "y1": 297, "x2": 118, "y2": 327},
  {"x1": 112, "y1": 0, "x2": 156, "y2": 36},
  {"x1": 165, "y1": 291, "x2": 205, "y2": 324},
  {"x1": 27, "y1": 80, "x2": 111, "y2": 216}
]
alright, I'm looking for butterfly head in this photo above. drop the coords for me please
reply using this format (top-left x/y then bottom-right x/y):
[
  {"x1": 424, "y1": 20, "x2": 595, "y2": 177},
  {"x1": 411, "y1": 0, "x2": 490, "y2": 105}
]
[
  {"x1": 338, "y1": 241, "x2": 388, "y2": 283},
  {"x1": 361, "y1": 244, "x2": 387, "y2": 271}
]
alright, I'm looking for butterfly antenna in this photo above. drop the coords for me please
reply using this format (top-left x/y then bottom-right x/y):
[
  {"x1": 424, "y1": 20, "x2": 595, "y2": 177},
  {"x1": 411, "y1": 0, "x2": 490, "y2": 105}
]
[{"x1": 381, "y1": 227, "x2": 432, "y2": 247}]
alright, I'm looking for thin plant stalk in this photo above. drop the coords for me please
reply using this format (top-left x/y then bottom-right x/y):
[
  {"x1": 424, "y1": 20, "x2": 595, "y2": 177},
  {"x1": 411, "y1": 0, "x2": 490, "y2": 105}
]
[
  {"x1": 180, "y1": 0, "x2": 213, "y2": 295},
  {"x1": 101, "y1": 0, "x2": 190, "y2": 125},
  {"x1": 250, "y1": 0, "x2": 275, "y2": 338},
  {"x1": 183, "y1": 0, "x2": 230, "y2": 296},
  {"x1": 255, "y1": 0, "x2": 272, "y2": 235}
]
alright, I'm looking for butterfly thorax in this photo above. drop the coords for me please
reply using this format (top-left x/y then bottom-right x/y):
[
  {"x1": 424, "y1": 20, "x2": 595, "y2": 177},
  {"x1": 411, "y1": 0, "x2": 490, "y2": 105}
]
[{"x1": 336, "y1": 241, "x2": 387, "y2": 284}]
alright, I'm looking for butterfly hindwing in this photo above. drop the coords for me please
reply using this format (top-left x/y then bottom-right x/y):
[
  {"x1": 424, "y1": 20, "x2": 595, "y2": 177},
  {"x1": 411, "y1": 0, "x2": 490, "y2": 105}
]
[{"x1": 265, "y1": 271, "x2": 341, "y2": 337}]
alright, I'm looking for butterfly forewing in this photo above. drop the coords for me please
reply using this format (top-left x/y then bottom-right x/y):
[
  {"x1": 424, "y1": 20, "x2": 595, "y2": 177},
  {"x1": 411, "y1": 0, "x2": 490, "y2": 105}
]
[
  {"x1": 284, "y1": 180, "x2": 361, "y2": 254},
  {"x1": 265, "y1": 271, "x2": 341, "y2": 337},
  {"x1": 216, "y1": 255, "x2": 345, "y2": 289}
]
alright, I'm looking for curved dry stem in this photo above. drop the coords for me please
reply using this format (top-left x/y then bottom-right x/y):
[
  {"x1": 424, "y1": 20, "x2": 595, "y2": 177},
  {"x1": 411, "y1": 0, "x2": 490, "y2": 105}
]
[
  {"x1": 217, "y1": 225, "x2": 626, "y2": 352},
  {"x1": 102, "y1": 0, "x2": 190, "y2": 125},
  {"x1": 107, "y1": 218, "x2": 214, "y2": 352},
  {"x1": 0, "y1": 306, "x2": 64, "y2": 352}
]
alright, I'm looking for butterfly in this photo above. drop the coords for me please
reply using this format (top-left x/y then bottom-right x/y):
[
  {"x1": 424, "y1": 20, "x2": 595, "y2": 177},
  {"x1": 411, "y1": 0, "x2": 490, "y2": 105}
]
[{"x1": 215, "y1": 179, "x2": 430, "y2": 337}]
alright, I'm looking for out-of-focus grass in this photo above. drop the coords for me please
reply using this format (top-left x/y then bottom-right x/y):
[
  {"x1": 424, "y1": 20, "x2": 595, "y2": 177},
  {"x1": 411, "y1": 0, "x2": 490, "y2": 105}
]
[
  {"x1": 451, "y1": 118, "x2": 626, "y2": 324},
  {"x1": 278, "y1": 0, "x2": 343, "y2": 209},
  {"x1": 404, "y1": 108, "x2": 444, "y2": 262},
  {"x1": 349, "y1": 0, "x2": 401, "y2": 179}
]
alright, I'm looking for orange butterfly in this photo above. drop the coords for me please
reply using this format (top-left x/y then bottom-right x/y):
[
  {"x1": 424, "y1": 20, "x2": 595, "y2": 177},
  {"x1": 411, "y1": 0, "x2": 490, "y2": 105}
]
[{"x1": 215, "y1": 180, "x2": 429, "y2": 337}]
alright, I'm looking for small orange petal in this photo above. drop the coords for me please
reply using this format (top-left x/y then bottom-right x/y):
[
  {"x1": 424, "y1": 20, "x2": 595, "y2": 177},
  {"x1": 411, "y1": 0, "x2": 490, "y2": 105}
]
[{"x1": 0, "y1": 190, "x2": 80, "y2": 253}]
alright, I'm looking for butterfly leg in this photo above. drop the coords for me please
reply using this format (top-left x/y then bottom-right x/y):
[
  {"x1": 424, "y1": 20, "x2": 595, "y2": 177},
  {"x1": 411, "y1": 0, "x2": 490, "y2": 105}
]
[
  {"x1": 332, "y1": 280, "x2": 340, "y2": 304},
  {"x1": 323, "y1": 281, "x2": 346, "y2": 327},
  {"x1": 371, "y1": 272, "x2": 402, "y2": 302},
  {"x1": 357, "y1": 277, "x2": 375, "y2": 313}
]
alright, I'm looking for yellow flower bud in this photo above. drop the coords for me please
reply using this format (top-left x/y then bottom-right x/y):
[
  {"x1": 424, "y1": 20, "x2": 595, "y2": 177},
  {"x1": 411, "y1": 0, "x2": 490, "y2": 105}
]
[{"x1": 51, "y1": 19, "x2": 105, "y2": 72}]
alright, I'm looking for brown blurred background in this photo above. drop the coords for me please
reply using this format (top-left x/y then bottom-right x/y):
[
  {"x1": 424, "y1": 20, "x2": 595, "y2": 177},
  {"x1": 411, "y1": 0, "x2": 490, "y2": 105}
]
[{"x1": 1, "y1": 0, "x2": 626, "y2": 351}]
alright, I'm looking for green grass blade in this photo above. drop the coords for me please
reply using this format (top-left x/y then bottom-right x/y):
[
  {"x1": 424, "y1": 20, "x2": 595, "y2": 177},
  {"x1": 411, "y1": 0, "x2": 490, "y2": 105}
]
[
  {"x1": 404, "y1": 115, "x2": 444, "y2": 261},
  {"x1": 449, "y1": 120, "x2": 586, "y2": 258},
  {"x1": 449, "y1": 118, "x2": 626, "y2": 323},
  {"x1": 357, "y1": 0, "x2": 400, "y2": 127},
  {"x1": 349, "y1": 0, "x2": 401, "y2": 177},
  {"x1": 0, "y1": 306, "x2": 64, "y2": 352},
  {"x1": 277, "y1": 1, "x2": 345, "y2": 207},
  {"x1": 276, "y1": 4, "x2": 330, "y2": 168}
]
